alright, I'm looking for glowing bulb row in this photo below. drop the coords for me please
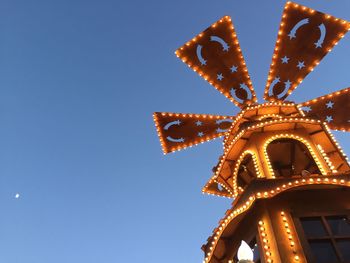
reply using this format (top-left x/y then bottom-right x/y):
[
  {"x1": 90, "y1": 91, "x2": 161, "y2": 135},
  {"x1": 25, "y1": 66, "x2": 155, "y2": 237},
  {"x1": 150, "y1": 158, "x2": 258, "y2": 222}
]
[
  {"x1": 301, "y1": 88, "x2": 349, "y2": 106},
  {"x1": 281, "y1": 211, "x2": 300, "y2": 261},
  {"x1": 323, "y1": 123, "x2": 349, "y2": 163},
  {"x1": 258, "y1": 220, "x2": 273, "y2": 263},
  {"x1": 256, "y1": 114, "x2": 283, "y2": 121},
  {"x1": 316, "y1": 144, "x2": 337, "y2": 173},
  {"x1": 159, "y1": 112, "x2": 232, "y2": 119}
]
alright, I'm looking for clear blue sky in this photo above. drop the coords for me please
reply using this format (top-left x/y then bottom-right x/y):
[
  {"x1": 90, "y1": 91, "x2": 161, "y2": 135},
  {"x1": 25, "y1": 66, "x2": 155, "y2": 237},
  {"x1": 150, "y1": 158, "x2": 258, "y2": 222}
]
[{"x1": 1, "y1": 0, "x2": 349, "y2": 262}]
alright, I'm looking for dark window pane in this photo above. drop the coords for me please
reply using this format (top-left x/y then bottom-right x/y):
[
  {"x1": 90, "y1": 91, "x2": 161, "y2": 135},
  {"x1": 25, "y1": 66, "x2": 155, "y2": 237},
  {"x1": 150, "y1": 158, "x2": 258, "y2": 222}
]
[
  {"x1": 249, "y1": 238, "x2": 260, "y2": 262},
  {"x1": 252, "y1": 243, "x2": 260, "y2": 262},
  {"x1": 309, "y1": 240, "x2": 338, "y2": 263},
  {"x1": 327, "y1": 216, "x2": 350, "y2": 236},
  {"x1": 267, "y1": 139, "x2": 320, "y2": 178},
  {"x1": 237, "y1": 155, "x2": 256, "y2": 190},
  {"x1": 337, "y1": 240, "x2": 350, "y2": 261},
  {"x1": 300, "y1": 217, "x2": 328, "y2": 237}
]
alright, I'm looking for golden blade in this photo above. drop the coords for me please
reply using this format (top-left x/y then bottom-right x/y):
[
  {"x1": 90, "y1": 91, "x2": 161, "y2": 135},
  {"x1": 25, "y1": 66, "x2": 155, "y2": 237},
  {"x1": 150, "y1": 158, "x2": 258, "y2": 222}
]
[
  {"x1": 153, "y1": 112, "x2": 234, "y2": 154},
  {"x1": 264, "y1": 1, "x2": 350, "y2": 101},
  {"x1": 175, "y1": 16, "x2": 257, "y2": 107}
]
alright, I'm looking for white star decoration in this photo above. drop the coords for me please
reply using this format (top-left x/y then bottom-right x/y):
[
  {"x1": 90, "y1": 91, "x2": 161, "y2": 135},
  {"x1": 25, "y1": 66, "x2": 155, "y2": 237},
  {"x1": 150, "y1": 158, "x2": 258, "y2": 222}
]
[
  {"x1": 217, "y1": 73, "x2": 224, "y2": 81},
  {"x1": 198, "y1": 132, "x2": 204, "y2": 137},
  {"x1": 195, "y1": 120, "x2": 202, "y2": 126},
  {"x1": 285, "y1": 80, "x2": 292, "y2": 88},
  {"x1": 326, "y1": 101, "x2": 334, "y2": 109},
  {"x1": 230, "y1": 65, "x2": 238, "y2": 73},
  {"x1": 281, "y1": 56, "x2": 289, "y2": 64},
  {"x1": 297, "y1": 61, "x2": 305, "y2": 69},
  {"x1": 288, "y1": 32, "x2": 296, "y2": 40},
  {"x1": 326, "y1": 115, "x2": 333, "y2": 123}
]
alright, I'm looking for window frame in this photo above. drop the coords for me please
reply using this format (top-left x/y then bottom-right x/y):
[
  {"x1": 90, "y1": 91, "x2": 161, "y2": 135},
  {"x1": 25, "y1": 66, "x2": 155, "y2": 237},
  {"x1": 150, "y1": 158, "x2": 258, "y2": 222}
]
[
  {"x1": 292, "y1": 210, "x2": 350, "y2": 263},
  {"x1": 236, "y1": 154, "x2": 257, "y2": 192}
]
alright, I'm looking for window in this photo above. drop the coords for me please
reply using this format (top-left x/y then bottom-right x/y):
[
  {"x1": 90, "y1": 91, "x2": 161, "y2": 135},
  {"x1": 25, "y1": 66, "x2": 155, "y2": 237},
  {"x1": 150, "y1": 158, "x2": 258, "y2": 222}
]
[
  {"x1": 296, "y1": 214, "x2": 350, "y2": 262},
  {"x1": 250, "y1": 237, "x2": 261, "y2": 263},
  {"x1": 267, "y1": 138, "x2": 320, "y2": 178},
  {"x1": 237, "y1": 154, "x2": 257, "y2": 192}
]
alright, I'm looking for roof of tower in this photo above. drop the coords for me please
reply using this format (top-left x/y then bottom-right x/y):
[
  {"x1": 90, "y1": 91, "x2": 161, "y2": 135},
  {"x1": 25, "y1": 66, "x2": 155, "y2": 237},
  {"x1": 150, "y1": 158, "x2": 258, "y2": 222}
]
[{"x1": 203, "y1": 110, "x2": 350, "y2": 198}]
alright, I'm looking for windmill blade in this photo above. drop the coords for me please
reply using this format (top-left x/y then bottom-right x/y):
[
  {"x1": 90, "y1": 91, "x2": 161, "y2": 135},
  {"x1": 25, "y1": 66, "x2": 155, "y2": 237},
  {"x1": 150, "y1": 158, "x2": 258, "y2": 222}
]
[
  {"x1": 264, "y1": 1, "x2": 350, "y2": 101},
  {"x1": 298, "y1": 87, "x2": 350, "y2": 131},
  {"x1": 175, "y1": 16, "x2": 257, "y2": 108},
  {"x1": 153, "y1": 112, "x2": 234, "y2": 154}
]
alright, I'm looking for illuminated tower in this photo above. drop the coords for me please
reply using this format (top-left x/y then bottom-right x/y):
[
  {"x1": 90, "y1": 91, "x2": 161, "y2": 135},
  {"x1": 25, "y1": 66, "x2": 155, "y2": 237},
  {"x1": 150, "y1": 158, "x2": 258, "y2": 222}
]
[{"x1": 153, "y1": 2, "x2": 350, "y2": 262}]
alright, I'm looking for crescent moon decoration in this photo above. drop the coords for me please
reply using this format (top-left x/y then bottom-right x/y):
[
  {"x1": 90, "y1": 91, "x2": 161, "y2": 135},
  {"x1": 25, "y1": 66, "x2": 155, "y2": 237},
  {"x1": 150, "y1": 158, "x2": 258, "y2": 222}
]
[
  {"x1": 230, "y1": 83, "x2": 252, "y2": 104},
  {"x1": 230, "y1": 88, "x2": 243, "y2": 104},
  {"x1": 164, "y1": 120, "x2": 181, "y2": 130},
  {"x1": 280, "y1": 80, "x2": 292, "y2": 99},
  {"x1": 240, "y1": 83, "x2": 252, "y2": 100},
  {"x1": 196, "y1": 45, "x2": 207, "y2": 65},
  {"x1": 216, "y1": 119, "x2": 233, "y2": 133},
  {"x1": 166, "y1": 136, "x2": 185, "y2": 143},
  {"x1": 216, "y1": 127, "x2": 230, "y2": 133},
  {"x1": 315, "y1": 23, "x2": 326, "y2": 48},
  {"x1": 210, "y1": 35, "x2": 230, "y2": 52},
  {"x1": 216, "y1": 119, "x2": 234, "y2": 125},
  {"x1": 164, "y1": 120, "x2": 184, "y2": 142},
  {"x1": 268, "y1": 77, "x2": 281, "y2": 97},
  {"x1": 264, "y1": 3, "x2": 350, "y2": 101},
  {"x1": 175, "y1": 16, "x2": 257, "y2": 107},
  {"x1": 288, "y1": 18, "x2": 309, "y2": 39},
  {"x1": 268, "y1": 77, "x2": 291, "y2": 99}
]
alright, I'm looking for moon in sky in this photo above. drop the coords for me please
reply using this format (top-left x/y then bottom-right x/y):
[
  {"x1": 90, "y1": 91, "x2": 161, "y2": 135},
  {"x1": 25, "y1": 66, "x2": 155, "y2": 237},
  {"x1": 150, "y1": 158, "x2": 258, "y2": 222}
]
[{"x1": 15, "y1": 193, "x2": 20, "y2": 199}]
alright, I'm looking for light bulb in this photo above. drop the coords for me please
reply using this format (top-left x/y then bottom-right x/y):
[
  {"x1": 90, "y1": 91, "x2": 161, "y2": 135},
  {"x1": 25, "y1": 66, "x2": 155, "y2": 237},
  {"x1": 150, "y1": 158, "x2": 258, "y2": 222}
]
[{"x1": 237, "y1": 240, "x2": 254, "y2": 261}]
